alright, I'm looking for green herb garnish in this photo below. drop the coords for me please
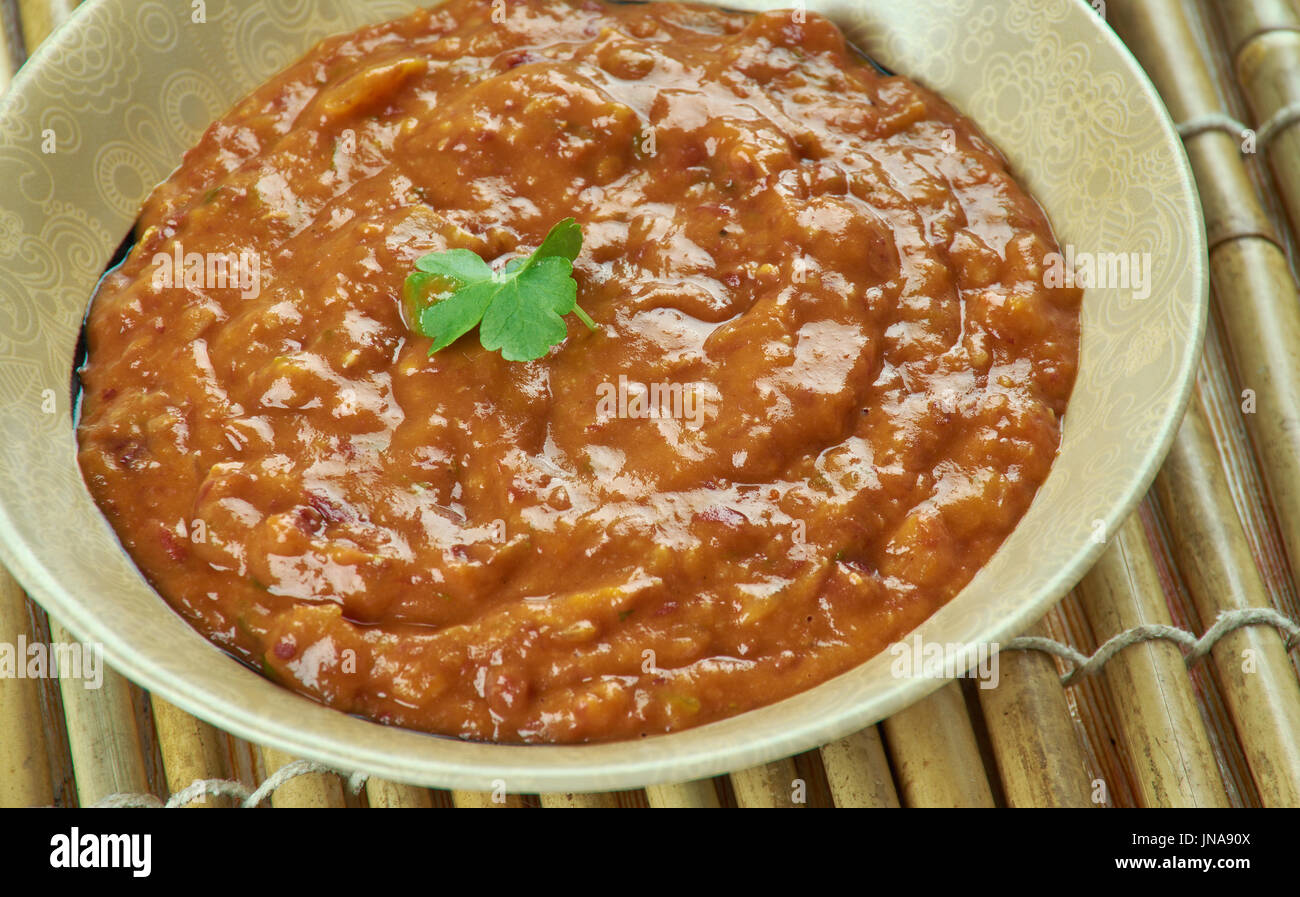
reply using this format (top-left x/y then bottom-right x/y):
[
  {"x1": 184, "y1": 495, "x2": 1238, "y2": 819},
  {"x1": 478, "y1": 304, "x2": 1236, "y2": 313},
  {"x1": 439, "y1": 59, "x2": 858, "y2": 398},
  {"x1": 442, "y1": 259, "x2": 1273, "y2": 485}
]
[{"x1": 404, "y1": 218, "x2": 597, "y2": 362}]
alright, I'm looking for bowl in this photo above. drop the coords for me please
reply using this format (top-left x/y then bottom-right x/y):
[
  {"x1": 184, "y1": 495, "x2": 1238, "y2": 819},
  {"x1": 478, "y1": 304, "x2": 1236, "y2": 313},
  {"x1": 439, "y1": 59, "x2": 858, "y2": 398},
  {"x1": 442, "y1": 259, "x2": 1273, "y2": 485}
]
[{"x1": 0, "y1": 0, "x2": 1206, "y2": 791}]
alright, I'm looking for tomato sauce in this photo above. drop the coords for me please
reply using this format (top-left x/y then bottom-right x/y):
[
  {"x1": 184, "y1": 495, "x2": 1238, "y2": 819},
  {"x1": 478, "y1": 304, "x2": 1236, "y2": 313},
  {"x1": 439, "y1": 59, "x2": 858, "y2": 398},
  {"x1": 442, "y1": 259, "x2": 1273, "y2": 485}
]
[{"x1": 77, "y1": 0, "x2": 1080, "y2": 742}]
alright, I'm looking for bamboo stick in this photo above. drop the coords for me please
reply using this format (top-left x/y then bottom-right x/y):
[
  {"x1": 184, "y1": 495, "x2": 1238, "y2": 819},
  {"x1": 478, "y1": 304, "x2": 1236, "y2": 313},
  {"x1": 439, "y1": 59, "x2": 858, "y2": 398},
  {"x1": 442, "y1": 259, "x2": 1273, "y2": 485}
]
[
  {"x1": 1109, "y1": 2, "x2": 1237, "y2": 137},
  {"x1": 1042, "y1": 596, "x2": 1138, "y2": 806},
  {"x1": 450, "y1": 789, "x2": 528, "y2": 808},
  {"x1": 644, "y1": 779, "x2": 721, "y2": 808},
  {"x1": 880, "y1": 681, "x2": 995, "y2": 807},
  {"x1": 728, "y1": 757, "x2": 805, "y2": 808},
  {"x1": 47, "y1": 619, "x2": 153, "y2": 805},
  {"x1": 1208, "y1": 240, "x2": 1300, "y2": 570},
  {"x1": 1110, "y1": 0, "x2": 1300, "y2": 587},
  {"x1": 257, "y1": 746, "x2": 346, "y2": 808},
  {"x1": 1099, "y1": 5, "x2": 1300, "y2": 789},
  {"x1": 1198, "y1": 313, "x2": 1300, "y2": 633},
  {"x1": 791, "y1": 750, "x2": 834, "y2": 807},
  {"x1": 1234, "y1": 31, "x2": 1300, "y2": 236},
  {"x1": 224, "y1": 735, "x2": 264, "y2": 795},
  {"x1": 449, "y1": 785, "x2": 525, "y2": 806},
  {"x1": 1154, "y1": 396, "x2": 1300, "y2": 805},
  {"x1": 0, "y1": 572, "x2": 53, "y2": 807},
  {"x1": 613, "y1": 789, "x2": 650, "y2": 808},
  {"x1": 1075, "y1": 514, "x2": 1230, "y2": 807},
  {"x1": 1140, "y1": 501, "x2": 1260, "y2": 805},
  {"x1": 26, "y1": 612, "x2": 77, "y2": 808},
  {"x1": 0, "y1": 6, "x2": 20, "y2": 97},
  {"x1": 149, "y1": 695, "x2": 230, "y2": 807},
  {"x1": 538, "y1": 791, "x2": 619, "y2": 808},
  {"x1": 1112, "y1": 0, "x2": 1300, "y2": 790},
  {"x1": 1216, "y1": 0, "x2": 1300, "y2": 56},
  {"x1": 15, "y1": 0, "x2": 77, "y2": 52},
  {"x1": 1179, "y1": 0, "x2": 1300, "y2": 630},
  {"x1": 365, "y1": 778, "x2": 435, "y2": 808},
  {"x1": 817, "y1": 726, "x2": 900, "y2": 807},
  {"x1": 1210, "y1": 0, "x2": 1300, "y2": 254},
  {"x1": 0, "y1": 4, "x2": 59, "y2": 813},
  {"x1": 1183, "y1": 134, "x2": 1277, "y2": 248},
  {"x1": 977, "y1": 620, "x2": 1093, "y2": 807}
]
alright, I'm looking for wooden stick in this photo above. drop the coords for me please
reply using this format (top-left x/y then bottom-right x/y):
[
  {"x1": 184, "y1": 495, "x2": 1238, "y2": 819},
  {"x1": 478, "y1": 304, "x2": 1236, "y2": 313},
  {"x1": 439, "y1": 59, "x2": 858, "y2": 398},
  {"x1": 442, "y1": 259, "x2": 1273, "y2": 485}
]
[
  {"x1": 1075, "y1": 514, "x2": 1230, "y2": 807},
  {"x1": 0, "y1": 572, "x2": 54, "y2": 807},
  {"x1": 149, "y1": 696, "x2": 231, "y2": 807},
  {"x1": 365, "y1": 778, "x2": 435, "y2": 808},
  {"x1": 644, "y1": 779, "x2": 721, "y2": 808},
  {"x1": 728, "y1": 757, "x2": 806, "y2": 808},
  {"x1": 817, "y1": 726, "x2": 900, "y2": 807},
  {"x1": 1154, "y1": 396, "x2": 1300, "y2": 805},
  {"x1": 257, "y1": 746, "x2": 346, "y2": 808},
  {"x1": 880, "y1": 681, "x2": 995, "y2": 807},
  {"x1": 47, "y1": 619, "x2": 153, "y2": 806},
  {"x1": 977, "y1": 620, "x2": 1093, "y2": 807},
  {"x1": 15, "y1": 0, "x2": 78, "y2": 52}
]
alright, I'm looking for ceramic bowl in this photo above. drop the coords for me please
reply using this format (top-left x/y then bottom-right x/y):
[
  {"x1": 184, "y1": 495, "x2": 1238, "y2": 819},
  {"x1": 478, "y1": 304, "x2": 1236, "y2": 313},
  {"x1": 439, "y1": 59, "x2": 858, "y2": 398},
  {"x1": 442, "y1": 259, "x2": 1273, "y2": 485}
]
[{"x1": 0, "y1": 0, "x2": 1205, "y2": 790}]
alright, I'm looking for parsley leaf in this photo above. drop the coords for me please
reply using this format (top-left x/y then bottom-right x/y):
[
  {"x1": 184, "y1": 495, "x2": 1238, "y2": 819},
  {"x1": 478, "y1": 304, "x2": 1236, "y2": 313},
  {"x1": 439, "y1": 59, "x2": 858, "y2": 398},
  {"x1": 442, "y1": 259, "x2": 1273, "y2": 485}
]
[{"x1": 405, "y1": 218, "x2": 597, "y2": 361}]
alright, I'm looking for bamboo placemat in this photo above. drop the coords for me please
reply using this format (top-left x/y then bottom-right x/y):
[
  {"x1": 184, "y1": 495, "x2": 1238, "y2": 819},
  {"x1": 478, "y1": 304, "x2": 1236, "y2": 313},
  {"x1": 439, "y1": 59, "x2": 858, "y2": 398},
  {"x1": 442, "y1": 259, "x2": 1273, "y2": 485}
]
[{"x1": 3, "y1": 0, "x2": 1299, "y2": 809}]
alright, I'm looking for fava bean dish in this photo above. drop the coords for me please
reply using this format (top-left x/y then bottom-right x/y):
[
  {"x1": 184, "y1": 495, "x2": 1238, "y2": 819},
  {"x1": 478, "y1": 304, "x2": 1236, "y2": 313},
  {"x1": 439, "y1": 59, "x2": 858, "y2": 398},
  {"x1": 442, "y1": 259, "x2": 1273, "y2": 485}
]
[{"x1": 77, "y1": 0, "x2": 1081, "y2": 742}]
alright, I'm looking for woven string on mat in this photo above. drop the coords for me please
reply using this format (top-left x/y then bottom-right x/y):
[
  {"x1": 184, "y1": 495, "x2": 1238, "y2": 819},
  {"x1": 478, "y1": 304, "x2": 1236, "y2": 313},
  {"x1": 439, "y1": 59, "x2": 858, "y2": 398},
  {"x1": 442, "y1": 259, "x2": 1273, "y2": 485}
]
[{"x1": 1176, "y1": 103, "x2": 1300, "y2": 147}]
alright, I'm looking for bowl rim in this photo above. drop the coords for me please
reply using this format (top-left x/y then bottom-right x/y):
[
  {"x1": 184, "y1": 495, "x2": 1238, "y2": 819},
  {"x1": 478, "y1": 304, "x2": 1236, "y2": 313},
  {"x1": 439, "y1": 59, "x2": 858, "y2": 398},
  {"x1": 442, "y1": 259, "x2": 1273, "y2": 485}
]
[{"x1": 0, "y1": 0, "x2": 1207, "y2": 792}]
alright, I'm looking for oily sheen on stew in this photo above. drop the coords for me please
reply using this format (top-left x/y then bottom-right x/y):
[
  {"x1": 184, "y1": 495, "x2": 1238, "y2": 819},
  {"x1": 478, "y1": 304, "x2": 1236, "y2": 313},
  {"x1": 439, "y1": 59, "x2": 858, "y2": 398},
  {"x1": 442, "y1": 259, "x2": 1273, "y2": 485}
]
[{"x1": 77, "y1": 0, "x2": 1081, "y2": 742}]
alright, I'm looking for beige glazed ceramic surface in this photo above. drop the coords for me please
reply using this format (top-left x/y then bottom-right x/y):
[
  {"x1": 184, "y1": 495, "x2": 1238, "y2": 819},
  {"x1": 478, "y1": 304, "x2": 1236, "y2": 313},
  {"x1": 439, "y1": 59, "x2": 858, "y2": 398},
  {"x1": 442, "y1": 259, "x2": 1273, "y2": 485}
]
[{"x1": 0, "y1": 0, "x2": 1205, "y2": 791}]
